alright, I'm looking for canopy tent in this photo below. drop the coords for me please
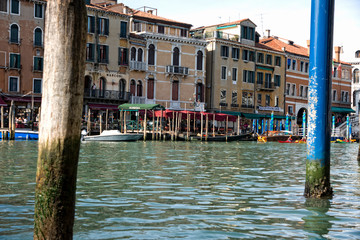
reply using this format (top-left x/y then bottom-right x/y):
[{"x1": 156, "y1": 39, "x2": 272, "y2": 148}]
[
  {"x1": 0, "y1": 97, "x2": 7, "y2": 107},
  {"x1": 331, "y1": 106, "x2": 355, "y2": 113},
  {"x1": 217, "y1": 110, "x2": 295, "y2": 120},
  {"x1": 151, "y1": 110, "x2": 238, "y2": 122},
  {"x1": 88, "y1": 103, "x2": 119, "y2": 111},
  {"x1": 118, "y1": 103, "x2": 165, "y2": 111}
]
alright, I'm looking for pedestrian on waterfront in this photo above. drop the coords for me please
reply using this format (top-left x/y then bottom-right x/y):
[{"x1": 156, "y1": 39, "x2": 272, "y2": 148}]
[{"x1": 92, "y1": 83, "x2": 96, "y2": 97}]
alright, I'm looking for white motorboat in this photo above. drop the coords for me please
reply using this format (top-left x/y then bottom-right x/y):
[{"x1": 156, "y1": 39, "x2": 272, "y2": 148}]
[{"x1": 83, "y1": 130, "x2": 143, "y2": 142}]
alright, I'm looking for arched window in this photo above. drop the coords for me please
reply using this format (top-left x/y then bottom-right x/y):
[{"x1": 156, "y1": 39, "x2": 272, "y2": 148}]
[
  {"x1": 137, "y1": 48, "x2": 143, "y2": 62},
  {"x1": 172, "y1": 80, "x2": 179, "y2": 101},
  {"x1": 99, "y1": 77, "x2": 106, "y2": 97},
  {"x1": 119, "y1": 79, "x2": 126, "y2": 98},
  {"x1": 355, "y1": 50, "x2": 360, "y2": 58},
  {"x1": 84, "y1": 76, "x2": 92, "y2": 89},
  {"x1": 10, "y1": 24, "x2": 19, "y2": 43},
  {"x1": 34, "y1": 28, "x2": 42, "y2": 47},
  {"x1": 148, "y1": 44, "x2": 155, "y2": 65},
  {"x1": 147, "y1": 78, "x2": 154, "y2": 99},
  {"x1": 130, "y1": 47, "x2": 136, "y2": 61},
  {"x1": 354, "y1": 69, "x2": 360, "y2": 84},
  {"x1": 130, "y1": 80, "x2": 136, "y2": 96},
  {"x1": 196, "y1": 50, "x2": 203, "y2": 70},
  {"x1": 173, "y1": 47, "x2": 179, "y2": 66},
  {"x1": 137, "y1": 80, "x2": 143, "y2": 97},
  {"x1": 196, "y1": 82, "x2": 204, "y2": 102}
]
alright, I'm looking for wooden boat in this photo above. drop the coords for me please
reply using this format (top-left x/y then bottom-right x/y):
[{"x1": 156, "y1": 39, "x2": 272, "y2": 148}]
[
  {"x1": 193, "y1": 133, "x2": 254, "y2": 142},
  {"x1": 257, "y1": 131, "x2": 302, "y2": 142},
  {"x1": 0, "y1": 130, "x2": 39, "y2": 140},
  {"x1": 83, "y1": 130, "x2": 142, "y2": 142}
]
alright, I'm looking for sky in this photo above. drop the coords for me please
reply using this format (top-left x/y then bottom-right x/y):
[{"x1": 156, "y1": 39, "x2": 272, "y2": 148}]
[{"x1": 119, "y1": 0, "x2": 360, "y2": 62}]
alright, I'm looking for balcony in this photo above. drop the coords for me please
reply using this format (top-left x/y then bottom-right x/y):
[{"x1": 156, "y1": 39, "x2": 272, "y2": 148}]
[
  {"x1": 166, "y1": 65, "x2": 189, "y2": 76},
  {"x1": 241, "y1": 104, "x2": 254, "y2": 109},
  {"x1": 231, "y1": 103, "x2": 239, "y2": 108},
  {"x1": 131, "y1": 96, "x2": 146, "y2": 104},
  {"x1": 84, "y1": 89, "x2": 130, "y2": 101},
  {"x1": 257, "y1": 82, "x2": 276, "y2": 91},
  {"x1": 219, "y1": 102, "x2": 228, "y2": 107},
  {"x1": 130, "y1": 61, "x2": 147, "y2": 71}
]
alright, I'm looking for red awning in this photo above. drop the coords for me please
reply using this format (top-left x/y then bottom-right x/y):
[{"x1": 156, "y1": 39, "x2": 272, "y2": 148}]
[
  {"x1": 0, "y1": 97, "x2": 6, "y2": 106},
  {"x1": 3, "y1": 96, "x2": 42, "y2": 103},
  {"x1": 88, "y1": 103, "x2": 119, "y2": 111}
]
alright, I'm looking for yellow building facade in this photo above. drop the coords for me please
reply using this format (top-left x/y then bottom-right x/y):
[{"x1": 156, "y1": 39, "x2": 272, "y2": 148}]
[
  {"x1": 110, "y1": 6, "x2": 207, "y2": 111},
  {"x1": 192, "y1": 19, "x2": 286, "y2": 118}
]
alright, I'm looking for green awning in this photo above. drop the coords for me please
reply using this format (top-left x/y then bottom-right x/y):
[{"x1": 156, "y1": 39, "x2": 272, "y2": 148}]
[
  {"x1": 331, "y1": 107, "x2": 355, "y2": 113},
  {"x1": 118, "y1": 104, "x2": 165, "y2": 111},
  {"x1": 217, "y1": 111, "x2": 294, "y2": 119}
]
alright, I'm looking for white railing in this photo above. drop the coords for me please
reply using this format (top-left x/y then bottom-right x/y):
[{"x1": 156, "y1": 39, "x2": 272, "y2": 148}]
[
  {"x1": 131, "y1": 96, "x2": 146, "y2": 104},
  {"x1": 130, "y1": 61, "x2": 147, "y2": 71},
  {"x1": 166, "y1": 65, "x2": 189, "y2": 75}
]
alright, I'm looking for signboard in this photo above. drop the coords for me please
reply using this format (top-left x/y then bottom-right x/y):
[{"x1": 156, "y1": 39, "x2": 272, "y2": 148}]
[{"x1": 258, "y1": 106, "x2": 280, "y2": 111}]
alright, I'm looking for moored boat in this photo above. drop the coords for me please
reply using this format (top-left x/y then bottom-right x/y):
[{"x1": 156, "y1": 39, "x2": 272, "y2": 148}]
[
  {"x1": 0, "y1": 130, "x2": 39, "y2": 140},
  {"x1": 83, "y1": 130, "x2": 142, "y2": 142}
]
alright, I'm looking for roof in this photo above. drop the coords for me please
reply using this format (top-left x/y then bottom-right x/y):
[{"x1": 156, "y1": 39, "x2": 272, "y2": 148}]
[
  {"x1": 260, "y1": 37, "x2": 309, "y2": 57},
  {"x1": 192, "y1": 18, "x2": 251, "y2": 31},
  {"x1": 131, "y1": 9, "x2": 192, "y2": 28},
  {"x1": 118, "y1": 104, "x2": 165, "y2": 110},
  {"x1": 260, "y1": 37, "x2": 352, "y2": 65}
]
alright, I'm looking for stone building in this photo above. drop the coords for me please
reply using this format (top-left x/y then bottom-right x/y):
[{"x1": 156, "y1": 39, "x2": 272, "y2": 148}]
[
  {"x1": 260, "y1": 35, "x2": 353, "y2": 128},
  {"x1": 84, "y1": 3, "x2": 130, "y2": 116},
  {"x1": 108, "y1": 5, "x2": 207, "y2": 111},
  {"x1": 191, "y1": 20, "x2": 286, "y2": 120},
  {"x1": 0, "y1": 0, "x2": 46, "y2": 121}
]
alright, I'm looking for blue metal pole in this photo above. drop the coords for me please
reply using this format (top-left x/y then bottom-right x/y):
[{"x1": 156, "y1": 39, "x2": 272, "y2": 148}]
[{"x1": 305, "y1": 0, "x2": 334, "y2": 198}]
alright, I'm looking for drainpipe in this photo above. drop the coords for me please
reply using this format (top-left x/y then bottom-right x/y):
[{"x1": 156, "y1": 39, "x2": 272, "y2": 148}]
[{"x1": 305, "y1": 0, "x2": 335, "y2": 198}]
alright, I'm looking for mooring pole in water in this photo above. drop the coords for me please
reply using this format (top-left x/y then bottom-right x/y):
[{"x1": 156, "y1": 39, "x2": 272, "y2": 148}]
[{"x1": 305, "y1": 0, "x2": 334, "y2": 198}]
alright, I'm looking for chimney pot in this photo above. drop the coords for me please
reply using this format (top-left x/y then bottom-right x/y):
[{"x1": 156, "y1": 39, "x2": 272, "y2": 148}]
[
  {"x1": 334, "y1": 46, "x2": 341, "y2": 62},
  {"x1": 265, "y1": 29, "x2": 270, "y2": 38}
]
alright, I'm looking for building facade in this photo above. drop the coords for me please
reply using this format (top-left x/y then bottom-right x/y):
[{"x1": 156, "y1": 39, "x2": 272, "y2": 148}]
[
  {"x1": 84, "y1": 3, "x2": 130, "y2": 117},
  {"x1": 108, "y1": 5, "x2": 207, "y2": 111},
  {"x1": 260, "y1": 35, "x2": 353, "y2": 127},
  {"x1": 191, "y1": 20, "x2": 286, "y2": 120},
  {"x1": 0, "y1": 0, "x2": 46, "y2": 123}
]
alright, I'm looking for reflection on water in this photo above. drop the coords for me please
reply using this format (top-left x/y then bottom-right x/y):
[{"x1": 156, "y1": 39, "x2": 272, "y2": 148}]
[{"x1": 0, "y1": 141, "x2": 360, "y2": 239}]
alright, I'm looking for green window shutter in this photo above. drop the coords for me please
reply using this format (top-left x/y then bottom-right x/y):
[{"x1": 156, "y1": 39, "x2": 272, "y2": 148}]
[
  {"x1": 96, "y1": 18, "x2": 100, "y2": 34},
  {"x1": 105, "y1": 19, "x2": 109, "y2": 35},
  {"x1": 34, "y1": 57, "x2": 38, "y2": 70},
  {"x1": 16, "y1": 54, "x2": 20, "y2": 68},
  {"x1": 97, "y1": 45, "x2": 100, "y2": 62},
  {"x1": 118, "y1": 47, "x2": 121, "y2": 64},
  {"x1": 105, "y1": 46, "x2": 109, "y2": 63},
  {"x1": 40, "y1": 58, "x2": 43, "y2": 71},
  {"x1": 91, "y1": 44, "x2": 95, "y2": 61},
  {"x1": 90, "y1": 16, "x2": 95, "y2": 33}
]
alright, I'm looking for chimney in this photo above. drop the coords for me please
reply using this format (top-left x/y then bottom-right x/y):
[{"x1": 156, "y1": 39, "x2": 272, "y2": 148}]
[
  {"x1": 147, "y1": 10, "x2": 153, "y2": 15},
  {"x1": 265, "y1": 29, "x2": 270, "y2": 38},
  {"x1": 306, "y1": 40, "x2": 310, "y2": 55},
  {"x1": 334, "y1": 46, "x2": 341, "y2": 62}
]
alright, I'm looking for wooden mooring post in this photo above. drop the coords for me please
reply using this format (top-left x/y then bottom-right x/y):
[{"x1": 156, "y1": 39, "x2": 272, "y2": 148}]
[
  {"x1": 34, "y1": 0, "x2": 87, "y2": 238},
  {"x1": 143, "y1": 110, "x2": 147, "y2": 141},
  {"x1": 87, "y1": 108, "x2": 91, "y2": 135},
  {"x1": 1, "y1": 106, "x2": 4, "y2": 129}
]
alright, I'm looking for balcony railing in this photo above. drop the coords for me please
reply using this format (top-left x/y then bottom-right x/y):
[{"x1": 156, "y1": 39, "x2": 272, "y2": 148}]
[
  {"x1": 84, "y1": 89, "x2": 130, "y2": 101},
  {"x1": 131, "y1": 96, "x2": 146, "y2": 104},
  {"x1": 203, "y1": 31, "x2": 240, "y2": 42},
  {"x1": 166, "y1": 65, "x2": 189, "y2": 75},
  {"x1": 257, "y1": 82, "x2": 275, "y2": 91},
  {"x1": 241, "y1": 104, "x2": 254, "y2": 109},
  {"x1": 130, "y1": 61, "x2": 147, "y2": 71}
]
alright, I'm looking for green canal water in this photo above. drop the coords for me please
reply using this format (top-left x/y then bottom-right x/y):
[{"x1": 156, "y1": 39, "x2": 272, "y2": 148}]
[{"x1": 0, "y1": 141, "x2": 359, "y2": 239}]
